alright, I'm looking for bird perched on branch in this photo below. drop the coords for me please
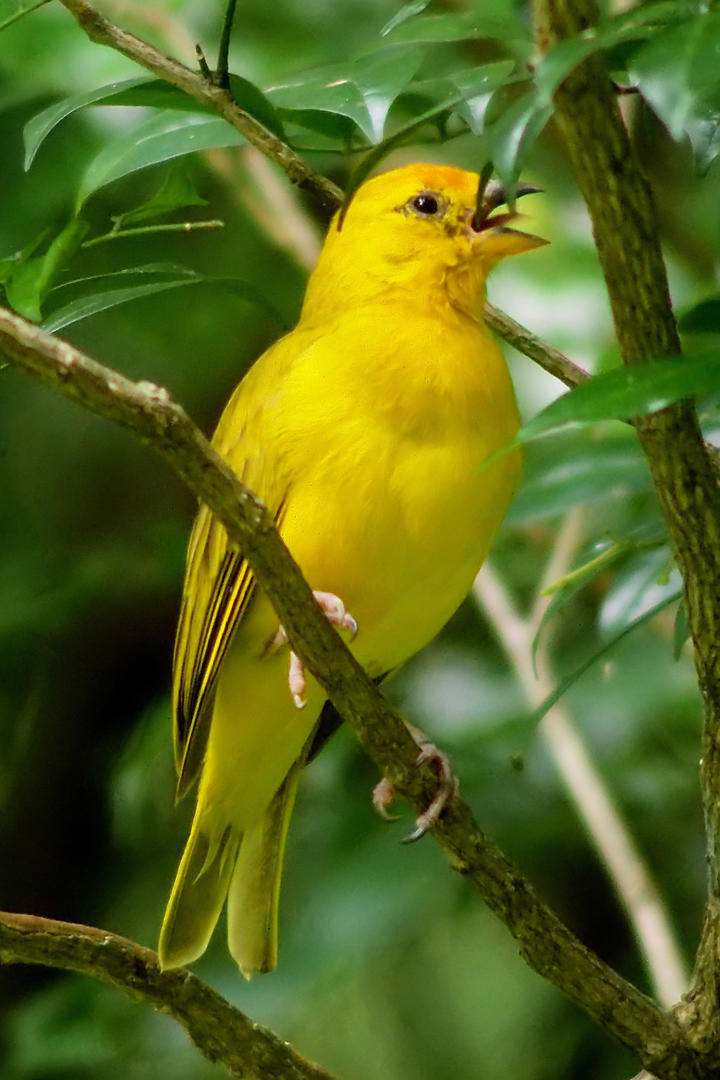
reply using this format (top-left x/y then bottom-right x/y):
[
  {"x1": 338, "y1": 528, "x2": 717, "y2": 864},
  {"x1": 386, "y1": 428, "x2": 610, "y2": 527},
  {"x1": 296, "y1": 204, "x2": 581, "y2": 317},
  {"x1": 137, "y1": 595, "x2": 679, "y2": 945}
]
[{"x1": 158, "y1": 162, "x2": 545, "y2": 978}]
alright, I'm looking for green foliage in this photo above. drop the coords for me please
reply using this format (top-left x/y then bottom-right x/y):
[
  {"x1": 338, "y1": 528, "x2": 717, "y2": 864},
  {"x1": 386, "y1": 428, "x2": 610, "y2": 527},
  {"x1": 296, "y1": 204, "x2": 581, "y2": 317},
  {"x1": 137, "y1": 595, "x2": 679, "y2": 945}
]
[
  {"x1": 517, "y1": 349, "x2": 720, "y2": 444},
  {"x1": 629, "y1": 5, "x2": 720, "y2": 171},
  {"x1": 3, "y1": 218, "x2": 88, "y2": 320},
  {"x1": 1, "y1": 0, "x2": 720, "y2": 1077}
]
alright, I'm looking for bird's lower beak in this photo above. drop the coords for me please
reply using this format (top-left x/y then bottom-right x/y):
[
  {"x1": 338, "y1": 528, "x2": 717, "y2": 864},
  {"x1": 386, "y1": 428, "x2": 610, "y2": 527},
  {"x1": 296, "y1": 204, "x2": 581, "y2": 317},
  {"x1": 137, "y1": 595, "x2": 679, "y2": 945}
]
[
  {"x1": 477, "y1": 222, "x2": 549, "y2": 257},
  {"x1": 469, "y1": 180, "x2": 547, "y2": 257}
]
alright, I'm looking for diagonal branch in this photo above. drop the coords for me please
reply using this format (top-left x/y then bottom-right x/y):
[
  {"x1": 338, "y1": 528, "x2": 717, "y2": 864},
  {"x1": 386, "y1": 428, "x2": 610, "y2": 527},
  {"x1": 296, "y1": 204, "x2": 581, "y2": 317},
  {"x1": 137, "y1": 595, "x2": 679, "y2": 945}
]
[
  {"x1": 0, "y1": 911, "x2": 334, "y2": 1080},
  {"x1": 0, "y1": 306, "x2": 708, "y2": 1078},
  {"x1": 56, "y1": 0, "x2": 343, "y2": 216},
  {"x1": 483, "y1": 300, "x2": 590, "y2": 389},
  {"x1": 475, "y1": 518, "x2": 688, "y2": 1009}
]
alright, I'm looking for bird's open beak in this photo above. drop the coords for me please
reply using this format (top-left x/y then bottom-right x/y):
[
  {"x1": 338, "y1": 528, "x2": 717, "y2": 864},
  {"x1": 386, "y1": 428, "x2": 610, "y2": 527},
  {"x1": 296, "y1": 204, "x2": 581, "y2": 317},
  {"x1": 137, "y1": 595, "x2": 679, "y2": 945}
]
[{"x1": 469, "y1": 180, "x2": 548, "y2": 256}]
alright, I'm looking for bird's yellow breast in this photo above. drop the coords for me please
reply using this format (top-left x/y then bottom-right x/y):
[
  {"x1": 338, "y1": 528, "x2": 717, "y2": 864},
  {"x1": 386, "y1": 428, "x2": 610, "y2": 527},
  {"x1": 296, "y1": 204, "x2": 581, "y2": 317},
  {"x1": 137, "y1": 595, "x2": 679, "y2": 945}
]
[{"x1": 259, "y1": 301, "x2": 521, "y2": 674}]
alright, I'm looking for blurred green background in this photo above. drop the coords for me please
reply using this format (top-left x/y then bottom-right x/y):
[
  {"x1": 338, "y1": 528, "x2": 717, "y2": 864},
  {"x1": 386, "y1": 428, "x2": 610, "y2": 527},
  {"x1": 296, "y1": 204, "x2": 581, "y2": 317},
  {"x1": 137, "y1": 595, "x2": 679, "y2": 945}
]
[{"x1": 1, "y1": 0, "x2": 719, "y2": 1076}]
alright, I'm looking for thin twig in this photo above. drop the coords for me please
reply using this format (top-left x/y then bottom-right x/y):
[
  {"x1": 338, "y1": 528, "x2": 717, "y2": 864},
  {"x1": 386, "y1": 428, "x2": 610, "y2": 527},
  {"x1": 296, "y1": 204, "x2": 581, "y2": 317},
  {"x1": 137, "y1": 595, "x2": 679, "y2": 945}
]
[
  {"x1": 483, "y1": 300, "x2": 590, "y2": 389},
  {"x1": 474, "y1": 511, "x2": 689, "y2": 1009},
  {"x1": 56, "y1": 0, "x2": 343, "y2": 216},
  {"x1": 0, "y1": 305, "x2": 704, "y2": 1078},
  {"x1": 0, "y1": 911, "x2": 334, "y2": 1080},
  {"x1": 214, "y1": 0, "x2": 238, "y2": 89},
  {"x1": 0, "y1": 0, "x2": 51, "y2": 33},
  {"x1": 82, "y1": 219, "x2": 225, "y2": 248}
]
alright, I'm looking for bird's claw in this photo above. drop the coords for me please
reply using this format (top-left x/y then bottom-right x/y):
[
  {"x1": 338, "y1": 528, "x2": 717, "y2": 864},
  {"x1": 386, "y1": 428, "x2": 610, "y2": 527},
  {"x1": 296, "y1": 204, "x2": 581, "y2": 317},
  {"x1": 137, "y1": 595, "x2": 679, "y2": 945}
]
[
  {"x1": 372, "y1": 777, "x2": 401, "y2": 822},
  {"x1": 372, "y1": 728, "x2": 458, "y2": 843},
  {"x1": 275, "y1": 590, "x2": 358, "y2": 709},
  {"x1": 288, "y1": 651, "x2": 308, "y2": 709},
  {"x1": 311, "y1": 591, "x2": 358, "y2": 640},
  {"x1": 402, "y1": 737, "x2": 459, "y2": 843}
]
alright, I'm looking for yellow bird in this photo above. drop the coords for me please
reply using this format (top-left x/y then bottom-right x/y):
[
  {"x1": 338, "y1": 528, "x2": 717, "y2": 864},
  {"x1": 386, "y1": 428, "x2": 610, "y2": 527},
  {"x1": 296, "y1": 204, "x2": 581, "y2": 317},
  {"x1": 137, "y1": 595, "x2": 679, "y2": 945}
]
[{"x1": 158, "y1": 162, "x2": 545, "y2": 978}]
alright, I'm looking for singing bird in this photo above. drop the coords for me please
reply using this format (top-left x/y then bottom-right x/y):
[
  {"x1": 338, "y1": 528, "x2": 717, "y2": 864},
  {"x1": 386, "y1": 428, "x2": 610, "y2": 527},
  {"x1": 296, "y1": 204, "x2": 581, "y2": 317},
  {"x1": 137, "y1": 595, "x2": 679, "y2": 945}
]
[{"x1": 158, "y1": 163, "x2": 545, "y2": 977}]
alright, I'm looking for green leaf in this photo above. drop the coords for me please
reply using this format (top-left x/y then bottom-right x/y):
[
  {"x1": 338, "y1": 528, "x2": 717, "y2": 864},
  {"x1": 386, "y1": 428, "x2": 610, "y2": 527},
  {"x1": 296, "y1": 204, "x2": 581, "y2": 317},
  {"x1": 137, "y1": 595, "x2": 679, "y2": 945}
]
[
  {"x1": 508, "y1": 438, "x2": 652, "y2": 524},
  {"x1": 530, "y1": 589, "x2": 682, "y2": 725},
  {"x1": 4, "y1": 219, "x2": 89, "y2": 321},
  {"x1": 409, "y1": 62, "x2": 517, "y2": 136},
  {"x1": 268, "y1": 48, "x2": 424, "y2": 144},
  {"x1": 341, "y1": 90, "x2": 469, "y2": 212},
  {"x1": 227, "y1": 74, "x2": 287, "y2": 138},
  {"x1": 630, "y1": 9, "x2": 720, "y2": 168},
  {"x1": 486, "y1": 92, "x2": 552, "y2": 193},
  {"x1": 341, "y1": 61, "x2": 517, "y2": 210},
  {"x1": 113, "y1": 166, "x2": 208, "y2": 228},
  {"x1": 357, "y1": 48, "x2": 426, "y2": 143},
  {"x1": 452, "y1": 63, "x2": 518, "y2": 135},
  {"x1": 679, "y1": 297, "x2": 720, "y2": 335},
  {"x1": 599, "y1": 546, "x2": 676, "y2": 638},
  {"x1": 268, "y1": 69, "x2": 380, "y2": 144},
  {"x1": 530, "y1": 529, "x2": 667, "y2": 672},
  {"x1": 75, "y1": 111, "x2": 244, "y2": 210},
  {"x1": 517, "y1": 351, "x2": 720, "y2": 445},
  {"x1": 487, "y1": 15, "x2": 660, "y2": 188},
  {"x1": 379, "y1": 1, "x2": 431, "y2": 38},
  {"x1": 52, "y1": 263, "x2": 200, "y2": 290},
  {"x1": 0, "y1": 0, "x2": 51, "y2": 34},
  {"x1": 379, "y1": 11, "x2": 527, "y2": 47},
  {"x1": 282, "y1": 110, "x2": 358, "y2": 147},
  {"x1": 24, "y1": 74, "x2": 284, "y2": 170},
  {"x1": 42, "y1": 274, "x2": 281, "y2": 334},
  {"x1": 532, "y1": 540, "x2": 629, "y2": 668},
  {"x1": 25, "y1": 78, "x2": 188, "y2": 170},
  {"x1": 0, "y1": 229, "x2": 50, "y2": 286}
]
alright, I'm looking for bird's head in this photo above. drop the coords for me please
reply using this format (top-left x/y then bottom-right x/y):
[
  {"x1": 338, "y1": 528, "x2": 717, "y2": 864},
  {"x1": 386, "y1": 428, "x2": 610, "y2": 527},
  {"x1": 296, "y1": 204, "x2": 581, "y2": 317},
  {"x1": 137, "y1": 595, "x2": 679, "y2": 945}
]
[{"x1": 302, "y1": 163, "x2": 547, "y2": 321}]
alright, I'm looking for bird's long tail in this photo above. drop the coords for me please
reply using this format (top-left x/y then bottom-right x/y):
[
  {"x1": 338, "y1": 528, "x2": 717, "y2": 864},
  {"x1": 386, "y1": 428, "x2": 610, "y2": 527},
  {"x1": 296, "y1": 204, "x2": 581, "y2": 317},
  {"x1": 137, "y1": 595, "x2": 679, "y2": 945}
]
[
  {"x1": 158, "y1": 802, "x2": 240, "y2": 971},
  {"x1": 226, "y1": 760, "x2": 303, "y2": 978},
  {"x1": 158, "y1": 760, "x2": 303, "y2": 977}
]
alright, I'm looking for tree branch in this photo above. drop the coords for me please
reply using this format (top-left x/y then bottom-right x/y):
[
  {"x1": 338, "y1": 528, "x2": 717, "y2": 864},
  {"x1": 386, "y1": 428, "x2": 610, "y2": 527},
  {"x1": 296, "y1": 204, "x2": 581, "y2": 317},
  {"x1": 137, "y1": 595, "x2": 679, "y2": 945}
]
[
  {"x1": 483, "y1": 300, "x2": 590, "y2": 389},
  {"x1": 0, "y1": 305, "x2": 707, "y2": 1077},
  {"x1": 533, "y1": 0, "x2": 720, "y2": 1060},
  {"x1": 475, "y1": 516, "x2": 688, "y2": 1009},
  {"x1": 0, "y1": 911, "x2": 334, "y2": 1080},
  {"x1": 55, "y1": 0, "x2": 343, "y2": 216}
]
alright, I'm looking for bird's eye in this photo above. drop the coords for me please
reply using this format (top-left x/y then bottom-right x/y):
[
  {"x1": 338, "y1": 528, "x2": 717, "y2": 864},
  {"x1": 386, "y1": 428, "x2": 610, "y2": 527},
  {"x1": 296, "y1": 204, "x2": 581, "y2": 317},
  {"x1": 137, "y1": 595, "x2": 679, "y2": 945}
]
[{"x1": 411, "y1": 193, "x2": 440, "y2": 216}]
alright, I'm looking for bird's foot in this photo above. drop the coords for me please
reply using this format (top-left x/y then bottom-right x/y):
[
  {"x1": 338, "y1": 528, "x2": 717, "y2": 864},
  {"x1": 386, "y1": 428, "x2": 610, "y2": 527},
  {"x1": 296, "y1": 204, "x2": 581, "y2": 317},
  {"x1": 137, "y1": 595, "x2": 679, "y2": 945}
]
[
  {"x1": 373, "y1": 724, "x2": 458, "y2": 843},
  {"x1": 372, "y1": 777, "x2": 401, "y2": 822},
  {"x1": 274, "y1": 591, "x2": 357, "y2": 709}
]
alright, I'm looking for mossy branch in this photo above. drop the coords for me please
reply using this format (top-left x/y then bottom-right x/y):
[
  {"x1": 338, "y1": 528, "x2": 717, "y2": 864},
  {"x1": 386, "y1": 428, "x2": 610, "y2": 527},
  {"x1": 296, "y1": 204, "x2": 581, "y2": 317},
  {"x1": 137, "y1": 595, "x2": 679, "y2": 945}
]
[
  {"x1": 0, "y1": 304, "x2": 707, "y2": 1078},
  {"x1": 533, "y1": 0, "x2": 720, "y2": 1062},
  {"x1": 0, "y1": 911, "x2": 334, "y2": 1080}
]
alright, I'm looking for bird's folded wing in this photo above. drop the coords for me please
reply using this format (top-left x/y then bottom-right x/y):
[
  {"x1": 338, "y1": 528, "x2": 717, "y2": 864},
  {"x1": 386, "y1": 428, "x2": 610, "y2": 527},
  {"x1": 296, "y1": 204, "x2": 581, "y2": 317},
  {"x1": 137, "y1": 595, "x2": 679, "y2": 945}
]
[{"x1": 171, "y1": 353, "x2": 291, "y2": 800}]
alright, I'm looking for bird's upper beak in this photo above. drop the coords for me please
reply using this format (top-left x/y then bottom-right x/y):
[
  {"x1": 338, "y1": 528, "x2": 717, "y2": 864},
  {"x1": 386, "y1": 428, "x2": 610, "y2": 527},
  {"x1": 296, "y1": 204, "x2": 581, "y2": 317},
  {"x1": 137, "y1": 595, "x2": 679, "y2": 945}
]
[{"x1": 468, "y1": 180, "x2": 548, "y2": 259}]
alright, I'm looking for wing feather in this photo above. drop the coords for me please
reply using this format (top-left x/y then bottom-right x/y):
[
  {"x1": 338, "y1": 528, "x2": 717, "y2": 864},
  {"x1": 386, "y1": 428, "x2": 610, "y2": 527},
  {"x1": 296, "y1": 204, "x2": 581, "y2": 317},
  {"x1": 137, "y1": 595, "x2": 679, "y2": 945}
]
[
  {"x1": 172, "y1": 514, "x2": 256, "y2": 798},
  {"x1": 171, "y1": 339, "x2": 299, "y2": 798}
]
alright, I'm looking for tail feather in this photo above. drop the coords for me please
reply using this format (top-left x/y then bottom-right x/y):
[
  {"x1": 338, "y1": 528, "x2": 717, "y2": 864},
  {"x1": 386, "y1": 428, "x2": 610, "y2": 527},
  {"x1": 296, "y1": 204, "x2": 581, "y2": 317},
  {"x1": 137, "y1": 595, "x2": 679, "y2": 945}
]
[
  {"x1": 158, "y1": 809, "x2": 241, "y2": 971},
  {"x1": 227, "y1": 762, "x2": 303, "y2": 979}
]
